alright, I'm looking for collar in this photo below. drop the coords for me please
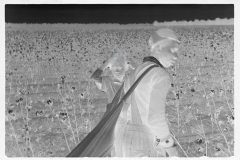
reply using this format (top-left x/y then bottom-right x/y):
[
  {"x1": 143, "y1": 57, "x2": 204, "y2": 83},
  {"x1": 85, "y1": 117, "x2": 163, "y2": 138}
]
[{"x1": 143, "y1": 56, "x2": 165, "y2": 68}]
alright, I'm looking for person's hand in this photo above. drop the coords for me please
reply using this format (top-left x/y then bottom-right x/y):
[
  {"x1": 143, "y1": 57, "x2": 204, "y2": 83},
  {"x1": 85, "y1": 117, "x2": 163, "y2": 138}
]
[
  {"x1": 154, "y1": 136, "x2": 179, "y2": 157},
  {"x1": 165, "y1": 146, "x2": 179, "y2": 157},
  {"x1": 126, "y1": 58, "x2": 136, "y2": 70},
  {"x1": 155, "y1": 136, "x2": 174, "y2": 148}
]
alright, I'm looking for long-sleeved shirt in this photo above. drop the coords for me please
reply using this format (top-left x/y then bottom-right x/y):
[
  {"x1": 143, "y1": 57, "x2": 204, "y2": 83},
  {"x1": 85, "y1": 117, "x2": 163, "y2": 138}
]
[
  {"x1": 122, "y1": 61, "x2": 172, "y2": 140},
  {"x1": 91, "y1": 67, "x2": 122, "y2": 104},
  {"x1": 101, "y1": 76, "x2": 122, "y2": 103}
]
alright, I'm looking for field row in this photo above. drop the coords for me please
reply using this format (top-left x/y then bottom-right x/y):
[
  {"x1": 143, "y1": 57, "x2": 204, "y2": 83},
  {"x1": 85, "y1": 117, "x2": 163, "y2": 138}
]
[{"x1": 5, "y1": 26, "x2": 234, "y2": 157}]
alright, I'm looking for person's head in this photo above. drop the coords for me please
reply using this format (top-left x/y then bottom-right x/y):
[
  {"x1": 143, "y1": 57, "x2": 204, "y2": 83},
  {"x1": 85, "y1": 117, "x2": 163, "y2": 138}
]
[
  {"x1": 148, "y1": 28, "x2": 180, "y2": 68},
  {"x1": 108, "y1": 52, "x2": 133, "y2": 82}
]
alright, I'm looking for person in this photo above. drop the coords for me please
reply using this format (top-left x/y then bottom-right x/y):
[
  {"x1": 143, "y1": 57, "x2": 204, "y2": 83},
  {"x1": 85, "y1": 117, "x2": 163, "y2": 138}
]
[
  {"x1": 91, "y1": 52, "x2": 135, "y2": 104},
  {"x1": 114, "y1": 28, "x2": 180, "y2": 157},
  {"x1": 90, "y1": 52, "x2": 135, "y2": 156}
]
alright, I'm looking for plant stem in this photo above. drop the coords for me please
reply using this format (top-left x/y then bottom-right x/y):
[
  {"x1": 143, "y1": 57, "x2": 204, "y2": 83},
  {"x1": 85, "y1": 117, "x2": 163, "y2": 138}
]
[
  {"x1": 68, "y1": 86, "x2": 80, "y2": 143},
  {"x1": 219, "y1": 71, "x2": 234, "y2": 116},
  {"x1": 174, "y1": 62, "x2": 180, "y2": 141},
  {"x1": 59, "y1": 89, "x2": 77, "y2": 145},
  {"x1": 9, "y1": 117, "x2": 23, "y2": 156},
  {"x1": 170, "y1": 132, "x2": 188, "y2": 157},
  {"x1": 57, "y1": 113, "x2": 71, "y2": 152},
  {"x1": 87, "y1": 61, "x2": 92, "y2": 132}
]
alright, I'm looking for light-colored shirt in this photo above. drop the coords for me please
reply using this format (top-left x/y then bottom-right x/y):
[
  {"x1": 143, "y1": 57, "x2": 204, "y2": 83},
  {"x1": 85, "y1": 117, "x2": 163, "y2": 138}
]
[
  {"x1": 123, "y1": 61, "x2": 172, "y2": 139},
  {"x1": 101, "y1": 76, "x2": 122, "y2": 103}
]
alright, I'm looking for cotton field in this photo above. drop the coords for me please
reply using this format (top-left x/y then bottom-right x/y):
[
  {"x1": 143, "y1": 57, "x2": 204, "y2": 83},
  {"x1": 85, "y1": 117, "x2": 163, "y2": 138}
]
[{"x1": 5, "y1": 25, "x2": 234, "y2": 157}]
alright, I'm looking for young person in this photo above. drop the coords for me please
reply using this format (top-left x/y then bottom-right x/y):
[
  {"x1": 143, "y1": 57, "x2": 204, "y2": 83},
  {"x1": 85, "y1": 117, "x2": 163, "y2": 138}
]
[
  {"x1": 91, "y1": 52, "x2": 134, "y2": 156},
  {"x1": 114, "y1": 28, "x2": 180, "y2": 157}
]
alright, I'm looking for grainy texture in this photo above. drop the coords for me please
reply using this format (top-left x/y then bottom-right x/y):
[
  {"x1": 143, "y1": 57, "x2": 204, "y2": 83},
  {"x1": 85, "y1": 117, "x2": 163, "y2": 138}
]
[{"x1": 5, "y1": 25, "x2": 234, "y2": 157}]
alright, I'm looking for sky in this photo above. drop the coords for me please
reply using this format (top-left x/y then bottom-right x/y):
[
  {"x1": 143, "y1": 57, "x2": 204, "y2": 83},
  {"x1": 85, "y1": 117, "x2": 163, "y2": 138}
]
[{"x1": 5, "y1": 4, "x2": 234, "y2": 24}]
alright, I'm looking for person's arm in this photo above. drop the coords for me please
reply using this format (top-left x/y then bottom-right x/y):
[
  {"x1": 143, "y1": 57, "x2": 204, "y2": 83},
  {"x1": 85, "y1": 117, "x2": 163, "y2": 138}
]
[
  {"x1": 148, "y1": 73, "x2": 171, "y2": 141},
  {"x1": 147, "y1": 73, "x2": 178, "y2": 155},
  {"x1": 91, "y1": 62, "x2": 109, "y2": 90},
  {"x1": 91, "y1": 57, "x2": 115, "y2": 90},
  {"x1": 91, "y1": 66, "x2": 106, "y2": 83}
]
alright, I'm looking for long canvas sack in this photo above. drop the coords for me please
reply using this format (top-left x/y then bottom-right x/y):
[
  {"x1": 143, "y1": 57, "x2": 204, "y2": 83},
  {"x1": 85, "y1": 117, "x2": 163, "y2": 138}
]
[{"x1": 67, "y1": 64, "x2": 159, "y2": 157}]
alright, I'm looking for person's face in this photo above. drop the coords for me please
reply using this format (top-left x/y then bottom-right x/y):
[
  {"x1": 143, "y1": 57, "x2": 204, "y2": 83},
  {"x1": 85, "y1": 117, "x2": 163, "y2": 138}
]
[
  {"x1": 111, "y1": 64, "x2": 126, "y2": 82},
  {"x1": 110, "y1": 56, "x2": 127, "y2": 82},
  {"x1": 109, "y1": 55, "x2": 135, "y2": 82},
  {"x1": 153, "y1": 40, "x2": 179, "y2": 68}
]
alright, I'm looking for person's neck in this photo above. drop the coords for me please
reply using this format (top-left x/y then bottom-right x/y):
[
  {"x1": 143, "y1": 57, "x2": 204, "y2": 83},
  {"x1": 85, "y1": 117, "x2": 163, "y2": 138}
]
[
  {"x1": 113, "y1": 76, "x2": 124, "y2": 83},
  {"x1": 149, "y1": 52, "x2": 160, "y2": 61}
]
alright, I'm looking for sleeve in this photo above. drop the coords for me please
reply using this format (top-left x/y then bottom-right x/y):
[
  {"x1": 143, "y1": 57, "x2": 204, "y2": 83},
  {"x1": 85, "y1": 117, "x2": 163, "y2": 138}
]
[
  {"x1": 101, "y1": 76, "x2": 110, "y2": 92},
  {"x1": 123, "y1": 75, "x2": 132, "y2": 104},
  {"x1": 147, "y1": 73, "x2": 171, "y2": 140}
]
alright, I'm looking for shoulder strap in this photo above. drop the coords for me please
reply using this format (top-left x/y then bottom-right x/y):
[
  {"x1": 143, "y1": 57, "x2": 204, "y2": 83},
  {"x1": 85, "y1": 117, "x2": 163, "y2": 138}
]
[
  {"x1": 119, "y1": 64, "x2": 159, "y2": 124},
  {"x1": 129, "y1": 57, "x2": 165, "y2": 124},
  {"x1": 120, "y1": 64, "x2": 159, "y2": 104},
  {"x1": 121, "y1": 56, "x2": 164, "y2": 103}
]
